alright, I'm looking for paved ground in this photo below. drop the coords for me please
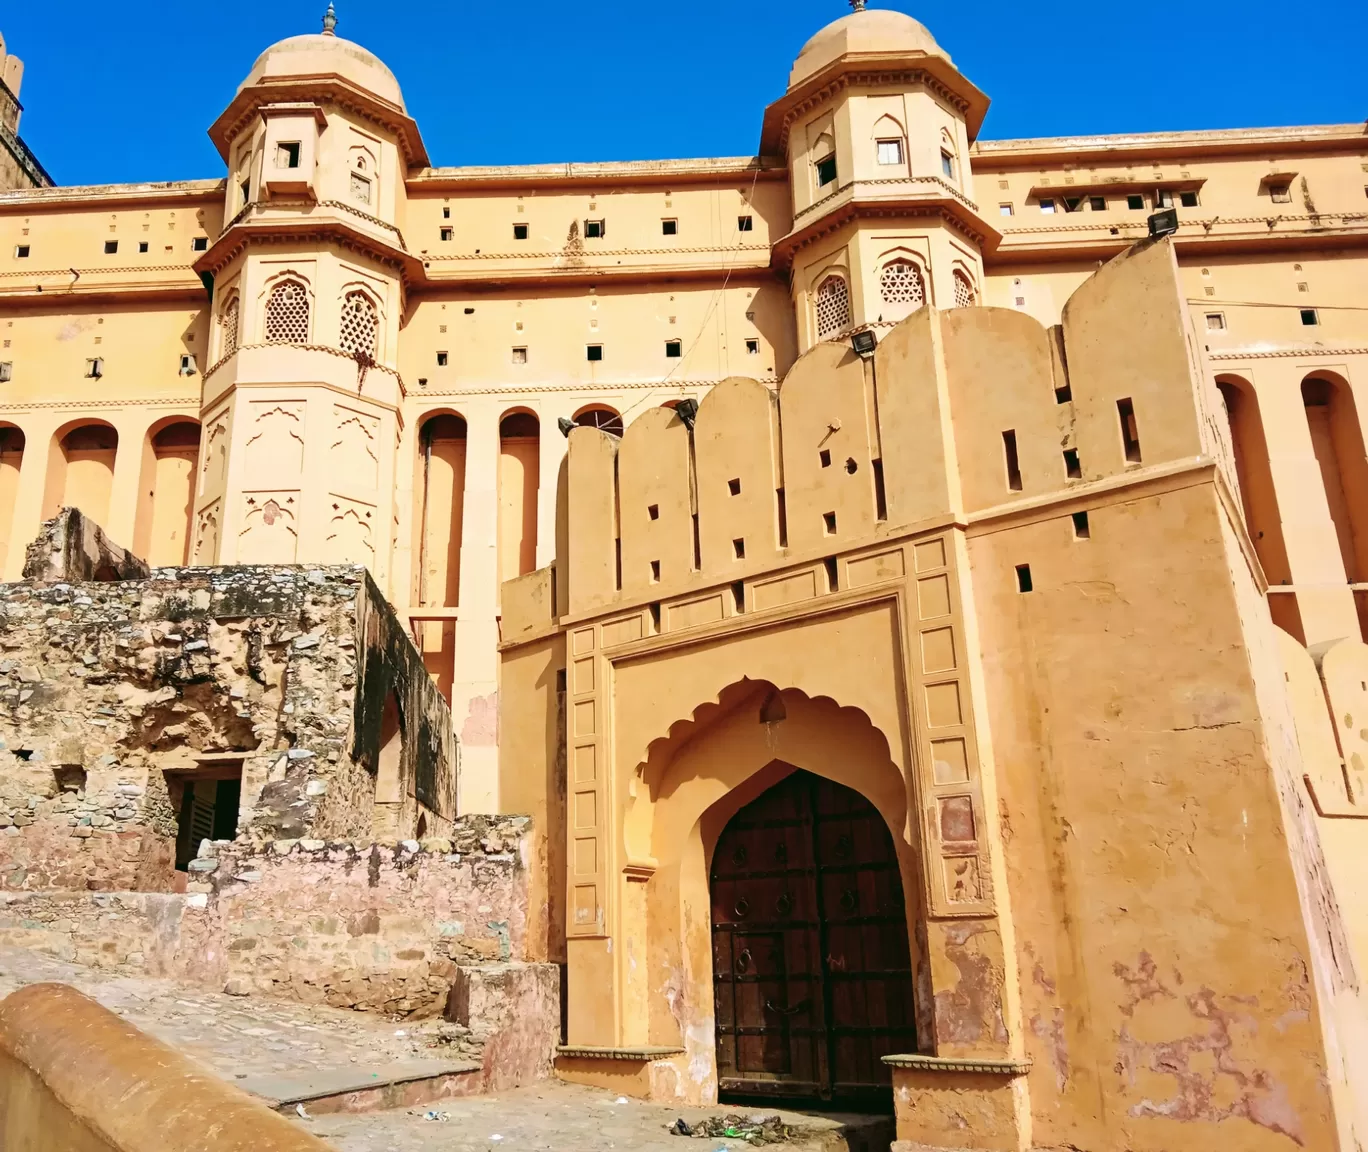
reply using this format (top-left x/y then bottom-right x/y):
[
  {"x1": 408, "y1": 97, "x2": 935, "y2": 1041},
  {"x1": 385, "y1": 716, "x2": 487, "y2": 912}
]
[
  {"x1": 293, "y1": 1081, "x2": 889, "y2": 1152},
  {"x1": 0, "y1": 946, "x2": 891, "y2": 1152}
]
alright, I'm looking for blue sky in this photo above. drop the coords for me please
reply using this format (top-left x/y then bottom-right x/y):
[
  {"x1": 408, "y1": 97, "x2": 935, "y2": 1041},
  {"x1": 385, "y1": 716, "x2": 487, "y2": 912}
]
[{"x1": 6, "y1": 0, "x2": 1365, "y2": 186}]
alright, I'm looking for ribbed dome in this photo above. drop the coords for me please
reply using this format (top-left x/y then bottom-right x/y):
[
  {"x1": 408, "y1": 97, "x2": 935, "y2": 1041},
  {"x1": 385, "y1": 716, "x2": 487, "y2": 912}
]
[
  {"x1": 790, "y1": 9, "x2": 948, "y2": 89},
  {"x1": 240, "y1": 34, "x2": 404, "y2": 110}
]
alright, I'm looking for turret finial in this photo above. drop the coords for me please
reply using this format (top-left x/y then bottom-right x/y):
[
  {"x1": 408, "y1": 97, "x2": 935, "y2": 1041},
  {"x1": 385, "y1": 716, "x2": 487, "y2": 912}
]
[
  {"x1": 849, "y1": 0, "x2": 868, "y2": 10},
  {"x1": 322, "y1": 3, "x2": 338, "y2": 34}
]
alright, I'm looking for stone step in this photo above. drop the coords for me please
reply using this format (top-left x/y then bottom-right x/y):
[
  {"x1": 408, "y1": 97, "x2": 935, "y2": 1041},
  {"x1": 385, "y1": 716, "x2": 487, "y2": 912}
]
[{"x1": 238, "y1": 1057, "x2": 483, "y2": 1115}]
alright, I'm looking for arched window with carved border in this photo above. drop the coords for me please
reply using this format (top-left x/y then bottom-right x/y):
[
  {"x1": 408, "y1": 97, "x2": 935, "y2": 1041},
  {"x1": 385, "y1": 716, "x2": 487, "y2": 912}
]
[
  {"x1": 339, "y1": 290, "x2": 379, "y2": 359},
  {"x1": 880, "y1": 259, "x2": 926, "y2": 309},
  {"x1": 952, "y1": 269, "x2": 977, "y2": 309},
  {"x1": 815, "y1": 274, "x2": 852, "y2": 339},
  {"x1": 218, "y1": 294, "x2": 240, "y2": 360},
  {"x1": 264, "y1": 278, "x2": 310, "y2": 345}
]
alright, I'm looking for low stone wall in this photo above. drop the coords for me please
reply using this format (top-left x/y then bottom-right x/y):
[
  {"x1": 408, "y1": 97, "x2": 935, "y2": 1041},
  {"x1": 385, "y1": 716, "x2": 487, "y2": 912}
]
[{"x1": 0, "y1": 815, "x2": 535, "y2": 1019}]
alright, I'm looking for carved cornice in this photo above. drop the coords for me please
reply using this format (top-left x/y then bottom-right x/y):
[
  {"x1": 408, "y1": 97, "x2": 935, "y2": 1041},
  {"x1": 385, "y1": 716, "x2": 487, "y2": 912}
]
[
  {"x1": 195, "y1": 216, "x2": 419, "y2": 285},
  {"x1": 1209, "y1": 345, "x2": 1368, "y2": 361},
  {"x1": 204, "y1": 341, "x2": 404, "y2": 388},
  {"x1": 209, "y1": 78, "x2": 428, "y2": 168},
  {"x1": 772, "y1": 199, "x2": 994, "y2": 269},
  {"x1": 421, "y1": 243, "x2": 771, "y2": 262},
  {"x1": 881, "y1": 1054, "x2": 1032, "y2": 1075},
  {"x1": 793, "y1": 176, "x2": 980, "y2": 225},
  {"x1": 778, "y1": 69, "x2": 970, "y2": 155},
  {"x1": 220, "y1": 200, "x2": 405, "y2": 248}
]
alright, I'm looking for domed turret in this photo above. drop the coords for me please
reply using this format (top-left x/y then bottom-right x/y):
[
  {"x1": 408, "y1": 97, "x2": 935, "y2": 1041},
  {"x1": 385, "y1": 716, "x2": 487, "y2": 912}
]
[
  {"x1": 790, "y1": 6, "x2": 949, "y2": 89},
  {"x1": 239, "y1": 27, "x2": 404, "y2": 110}
]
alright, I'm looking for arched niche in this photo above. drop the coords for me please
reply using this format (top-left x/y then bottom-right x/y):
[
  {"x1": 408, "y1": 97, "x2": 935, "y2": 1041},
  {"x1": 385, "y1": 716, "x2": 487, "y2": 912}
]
[
  {"x1": 43, "y1": 421, "x2": 118, "y2": 529},
  {"x1": 1301, "y1": 372, "x2": 1368, "y2": 583},
  {"x1": 373, "y1": 691, "x2": 405, "y2": 840},
  {"x1": 134, "y1": 418, "x2": 201, "y2": 566},
  {"x1": 0, "y1": 424, "x2": 24, "y2": 575},
  {"x1": 499, "y1": 409, "x2": 541, "y2": 585}
]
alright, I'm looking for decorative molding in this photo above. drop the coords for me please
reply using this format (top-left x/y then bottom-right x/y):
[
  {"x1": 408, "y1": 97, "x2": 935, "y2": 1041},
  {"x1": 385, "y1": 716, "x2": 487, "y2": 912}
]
[
  {"x1": 219, "y1": 199, "x2": 406, "y2": 247},
  {"x1": 203, "y1": 342, "x2": 403, "y2": 388},
  {"x1": 556, "y1": 1045, "x2": 685, "y2": 1062},
  {"x1": 777, "y1": 69, "x2": 971, "y2": 154},
  {"x1": 1000, "y1": 212, "x2": 1368, "y2": 238},
  {"x1": 793, "y1": 176, "x2": 980, "y2": 225},
  {"x1": 1209, "y1": 345, "x2": 1368, "y2": 361},
  {"x1": 0, "y1": 264, "x2": 198, "y2": 280},
  {"x1": 413, "y1": 376, "x2": 777, "y2": 397},
  {"x1": 0, "y1": 398, "x2": 195, "y2": 412},
  {"x1": 422, "y1": 244, "x2": 771, "y2": 262},
  {"x1": 881, "y1": 1053, "x2": 1032, "y2": 1075}
]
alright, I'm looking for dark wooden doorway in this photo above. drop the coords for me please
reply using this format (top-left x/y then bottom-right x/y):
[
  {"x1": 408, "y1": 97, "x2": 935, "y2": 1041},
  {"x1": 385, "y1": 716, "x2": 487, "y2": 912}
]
[{"x1": 711, "y1": 769, "x2": 917, "y2": 1104}]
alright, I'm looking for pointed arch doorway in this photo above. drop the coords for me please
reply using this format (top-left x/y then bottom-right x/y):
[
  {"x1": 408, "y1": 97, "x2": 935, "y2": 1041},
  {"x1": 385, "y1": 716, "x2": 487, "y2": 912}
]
[{"x1": 710, "y1": 768, "x2": 917, "y2": 1104}]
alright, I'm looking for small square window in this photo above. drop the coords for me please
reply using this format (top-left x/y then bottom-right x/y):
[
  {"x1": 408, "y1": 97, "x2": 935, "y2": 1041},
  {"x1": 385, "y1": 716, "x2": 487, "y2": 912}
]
[
  {"x1": 999, "y1": 203, "x2": 1013, "y2": 216},
  {"x1": 877, "y1": 138, "x2": 903, "y2": 166},
  {"x1": 1205, "y1": 312, "x2": 1226, "y2": 331},
  {"x1": 737, "y1": 215, "x2": 753, "y2": 232},
  {"x1": 1039, "y1": 199, "x2": 1055, "y2": 214},
  {"x1": 513, "y1": 223, "x2": 528, "y2": 240},
  {"x1": 1179, "y1": 190, "x2": 1199, "y2": 208},
  {"x1": 1270, "y1": 185, "x2": 1292, "y2": 204},
  {"x1": 85, "y1": 358, "x2": 103, "y2": 379},
  {"x1": 1301, "y1": 309, "x2": 1319, "y2": 326},
  {"x1": 1063, "y1": 197, "x2": 1082, "y2": 213},
  {"x1": 179, "y1": 354, "x2": 197, "y2": 376},
  {"x1": 587, "y1": 344, "x2": 603, "y2": 362},
  {"x1": 14, "y1": 245, "x2": 29, "y2": 258},
  {"x1": 442, "y1": 207, "x2": 451, "y2": 219},
  {"x1": 584, "y1": 219, "x2": 605, "y2": 239},
  {"x1": 1127, "y1": 194, "x2": 1145, "y2": 210},
  {"x1": 745, "y1": 339, "x2": 759, "y2": 355},
  {"x1": 511, "y1": 347, "x2": 527, "y2": 364},
  {"x1": 662, "y1": 219, "x2": 678, "y2": 236},
  {"x1": 277, "y1": 141, "x2": 301, "y2": 169},
  {"x1": 1157, "y1": 189, "x2": 1174, "y2": 208},
  {"x1": 138, "y1": 241, "x2": 149, "y2": 253},
  {"x1": 104, "y1": 240, "x2": 118, "y2": 254},
  {"x1": 192, "y1": 237, "x2": 208, "y2": 252},
  {"x1": 940, "y1": 151, "x2": 954, "y2": 178},
  {"x1": 815, "y1": 154, "x2": 837, "y2": 187},
  {"x1": 436, "y1": 351, "x2": 449, "y2": 366},
  {"x1": 0, "y1": 363, "x2": 11, "y2": 383},
  {"x1": 1089, "y1": 196, "x2": 1106, "y2": 211},
  {"x1": 665, "y1": 339, "x2": 682, "y2": 358},
  {"x1": 440, "y1": 227, "x2": 453, "y2": 241}
]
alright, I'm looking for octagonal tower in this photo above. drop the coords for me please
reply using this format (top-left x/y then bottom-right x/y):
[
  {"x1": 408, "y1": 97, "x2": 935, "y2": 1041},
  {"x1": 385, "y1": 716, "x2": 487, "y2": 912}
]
[
  {"x1": 190, "y1": 10, "x2": 428, "y2": 594},
  {"x1": 763, "y1": 4, "x2": 997, "y2": 350}
]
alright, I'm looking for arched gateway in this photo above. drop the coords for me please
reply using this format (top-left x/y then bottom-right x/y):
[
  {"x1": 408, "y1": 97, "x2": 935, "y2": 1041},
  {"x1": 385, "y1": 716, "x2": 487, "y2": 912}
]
[{"x1": 711, "y1": 769, "x2": 916, "y2": 1103}]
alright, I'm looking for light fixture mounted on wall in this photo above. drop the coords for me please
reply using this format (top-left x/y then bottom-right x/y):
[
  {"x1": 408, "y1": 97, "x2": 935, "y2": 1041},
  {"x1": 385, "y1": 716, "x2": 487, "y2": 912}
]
[
  {"x1": 1148, "y1": 207, "x2": 1179, "y2": 238},
  {"x1": 851, "y1": 329, "x2": 878, "y2": 358},
  {"x1": 557, "y1": 416, "x2": 576, "y2": 437},
  {"x1": 674, "y1": 398, "x2": 699, "y2": 429}
]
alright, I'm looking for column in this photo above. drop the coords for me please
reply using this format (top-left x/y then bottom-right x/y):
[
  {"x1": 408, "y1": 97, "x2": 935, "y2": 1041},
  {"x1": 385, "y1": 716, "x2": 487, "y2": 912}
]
[
  {"x1": 452, "y1": 401, "x2": 501, "y2": 813},
  {"x1": 104, "y1": 413, "x2": 149, "y2": 550}
]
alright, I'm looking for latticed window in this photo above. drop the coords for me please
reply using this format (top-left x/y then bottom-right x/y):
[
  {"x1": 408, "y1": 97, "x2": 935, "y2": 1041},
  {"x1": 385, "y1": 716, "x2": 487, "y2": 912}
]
[
  {"x1": 339, "y1": 291, "x2": 379, "y2": 358},
  {"x1": 264, "y1": 279, "x2": 310, "y2": 344},
  {"x1": 815, "y1": 275, "x2": 851, "y2": 339},
  {"x1": 953, "y1": 270, "x2": 976, "y2": 308},
  {"x1": 880, "y1": 260, "x2": 925, "y2": 307},
  {"x1": 219, "y1": 296, "x2": 239, "y2": 358}
]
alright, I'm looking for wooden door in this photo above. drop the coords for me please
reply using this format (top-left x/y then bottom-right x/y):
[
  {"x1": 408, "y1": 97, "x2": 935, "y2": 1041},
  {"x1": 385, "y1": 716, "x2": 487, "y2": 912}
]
[{"x1": 711, "y1": 770, "x2": 917, "y2": 1102}]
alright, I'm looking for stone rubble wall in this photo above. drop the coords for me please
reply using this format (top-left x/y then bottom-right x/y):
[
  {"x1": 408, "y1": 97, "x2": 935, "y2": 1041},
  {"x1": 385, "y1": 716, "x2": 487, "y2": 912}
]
[
  {"x1": 0, "y1": 815, "x2": 536, "y2": 1020},
  {"x1": 0, "y1": 559, "x2": 457, "y2": 892}
]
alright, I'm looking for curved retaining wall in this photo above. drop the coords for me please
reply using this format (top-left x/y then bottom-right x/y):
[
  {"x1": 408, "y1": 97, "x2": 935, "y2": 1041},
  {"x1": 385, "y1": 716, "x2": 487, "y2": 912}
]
[{"x1": 0, "y1": 982, "x2": 329, "y2": 1151}]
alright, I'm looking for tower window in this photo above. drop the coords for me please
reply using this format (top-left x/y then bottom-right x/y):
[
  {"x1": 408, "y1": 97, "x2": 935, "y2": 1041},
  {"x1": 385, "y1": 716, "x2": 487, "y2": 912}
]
[
  {"x1": 999, "y1": 203, "x2": 1013, "y2": 216},
  {"x1": 436, "y1": 351, "x2": 449, "y2": 366},
  {"x1": 0, "y1": 363, "x2": 11, "y2": 383},
  {"x1": 1205, "y1": 313, "x2": 1226, "y2": 331},
  {"x1": 587, "y1": 344, "x2": 603, "y2": 362},
  {"x1": 584, "y1": 219, "x2": 606, "y2": 238},
  {"x1": 104, "y1": 240, "x2": 118, "y2": 254},
  {"x1": 876, "y1": 139, "x2": 903, "y2": 166},
  {"x1": 1180, "y1": 190, "x2": 1199, "y2": 208},
  {"x1": 14, "y1": 245, "x2": 29, "y2": 258},
  {"x1": 440, "y1": 227, "x2": 453, "y2": 241},
  {"x1": 179, "y1": 354, "x2": 197, "y2": 376},
  {"x1": 264, "y1": 279, "x2": 310, "y2": 345},
  {"x1": 239, "y1": 179, "x2": 250, "y2": 207},
  {"x1": 138, "y1": 241, "x2": 149, "y2": 253},
  {"x1": 1039, "y1": 199, "x2": 1056, "y2": 214},
  {"x1": 940, "y1": 151, "x2": 955, "y2": 179},
  {"x1": 512, "y1": 347, "x2": 527, "y2": 364},
  {"x1": 1269, "y1": 185, "x2": 1292, "y2": 203},
  {"x1": 662, "y1": 219, "x2": 678, "y2": 235},
  {"x1": 192, "y1": 237, "x2": 208, "y2": 252},
  {"x1": 276, "y1": 142, "x2": 302, "y2": 169},
  {"x1": 1063, "y1": 197, "x2": 1083, "y2": 213},
  {"x1": 665, "y1": 339, "x2": 682, "y2": 358},
  {"x1": 443, "y1": 206, "x2": 451, "y2": 219},
  {"x1": 1089, "y1": 196, "x2": 1107, "y2": 211},
  {"x1": 350, "y1": 172, "x2": 372, "y2": 205},
  {"x1": 1301, "y1": 309, "x2": 1319, "y2": 326},
  {"x1": 745, "y1": 339, "x2": 759, "y2": 355},
  {"x1": 513, "y1": 223, "x2": 529, "y2": 240},
  {"x1": 1127, "y1": 194, "x2": 1145, "y2": 210},
  {"x1": 737, "y1": 215, "x2": 753, "y2": 231},
  {"x1": 815, "y1": 154, "x2": 837, "y2": 188},
  {"x1": 1157, "y1": 189, "x2": 1174, "y2": 208}
]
